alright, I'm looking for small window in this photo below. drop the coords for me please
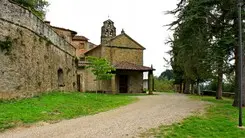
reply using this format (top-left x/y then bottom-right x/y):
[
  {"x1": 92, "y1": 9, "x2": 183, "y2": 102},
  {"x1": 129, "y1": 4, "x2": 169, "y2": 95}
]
[{"x1": 58, "y1": 68, "x2": 65, "y2": 87}]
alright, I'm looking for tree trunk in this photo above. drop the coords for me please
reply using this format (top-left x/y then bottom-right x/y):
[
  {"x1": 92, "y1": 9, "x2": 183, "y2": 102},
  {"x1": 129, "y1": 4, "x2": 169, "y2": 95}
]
[
  {"x1": 183, "y1": 82, "x2": 185, "y2": 93},
  {"x1": 179, "y1": 83, "x2": 182, "y2": 93},
  {"x1": 184, "y1": 79, "x2": 190, "y2": 94},
  {"x1": 233, "y1": 50, "x2": 245, "y2": 106},
  {"x1": 216, "y1": 66, "x2": 223, "y2": 99},
  {"x1": 197, "y1": 80, "x2": 201, "y2": 95},
  {"x1": 191, "y1": 83, "x2": 194, "y2": 94}
]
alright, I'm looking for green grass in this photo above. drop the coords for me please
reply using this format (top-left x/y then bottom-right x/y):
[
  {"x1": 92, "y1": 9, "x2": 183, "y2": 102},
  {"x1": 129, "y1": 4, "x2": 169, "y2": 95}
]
[
  {"x1": 140, "y1": 96, "x2": 245, "y2": 138},
  {"x1": 116, "y1": 93, "x2": 151, "y2": 96},
  {"x1": 0, "y1": 92, "x2": 137, "y2": 131}
]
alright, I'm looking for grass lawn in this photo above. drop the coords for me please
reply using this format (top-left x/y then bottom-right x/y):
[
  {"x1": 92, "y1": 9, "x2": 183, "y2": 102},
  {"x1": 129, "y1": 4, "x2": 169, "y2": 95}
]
[
  {"x1": 140, "y1": 96, "x2": 245, "y2": 138},
  {"x1": 0, "y1": 92, "x2": 137, "y2": 131}
]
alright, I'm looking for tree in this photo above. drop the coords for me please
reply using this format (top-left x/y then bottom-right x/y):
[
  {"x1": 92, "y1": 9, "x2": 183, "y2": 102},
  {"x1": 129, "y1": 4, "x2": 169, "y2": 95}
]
[
  {"x1": 86, "y1": 56, "x2": 115, "y2": 93},
  {"x1": 159, "y1": 69, "x2": 174, "y2": 80},
  {"x1": 168, "y1": 0, "x2": 213, "y2": 94},
  {"x1": 168, "y1": 0, "x2": 238, "y2": 98},
  {"x1": 12, "y1": 0, "x2": 49, "y2": 19}
]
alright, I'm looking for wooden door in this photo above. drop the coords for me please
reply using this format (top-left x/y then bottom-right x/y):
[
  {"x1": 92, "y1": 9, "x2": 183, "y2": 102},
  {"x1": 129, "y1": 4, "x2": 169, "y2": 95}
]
[{"x1": 119, "y1": 75, "x2": 128, "y2": 93}]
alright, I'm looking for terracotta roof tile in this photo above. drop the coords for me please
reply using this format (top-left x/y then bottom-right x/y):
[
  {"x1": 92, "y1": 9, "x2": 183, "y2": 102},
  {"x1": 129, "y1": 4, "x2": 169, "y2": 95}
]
[{"x1": 114, "y1": 61, "x2": 154, "y2": 71}]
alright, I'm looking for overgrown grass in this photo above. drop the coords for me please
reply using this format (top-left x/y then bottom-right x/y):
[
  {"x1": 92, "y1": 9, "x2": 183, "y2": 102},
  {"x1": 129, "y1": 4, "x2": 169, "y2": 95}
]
[
  {"x1": 0, "y1": 92, "x2": 137, "y2": 131},
  {"x1": 140, "y1": 96, "x2": 245, "y2": 138}
]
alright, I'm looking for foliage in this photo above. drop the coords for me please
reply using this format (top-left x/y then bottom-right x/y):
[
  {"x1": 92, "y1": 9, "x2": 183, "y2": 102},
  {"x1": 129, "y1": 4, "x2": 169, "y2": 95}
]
[
  {"x1": 204, "y1": 79, "x2": 235, "y2": 92},
  {"x1": 140, "y1": 96, "x2": 245, "y2": 138},
  {"x1": 167, "y1": 0, "x2": 239, "y2": 96},
  {"x1": 0, "y1": 36, "x2": 12, "y2": 55},
  {"x1": 86, "y1": 56, "x2": 115, "y2": 81},
  {"x1": 158, "y1": 69, "x2": 174, "y2": 80},
  {"x1": 154, "y1": 77, "x2": 174, "y2": 92},
  {"x1": 0, "y1": 92, "x2": 137, "y2": 131},
  {"x1": 12, "y1": 0, "x2": 49, "y2": 19}
]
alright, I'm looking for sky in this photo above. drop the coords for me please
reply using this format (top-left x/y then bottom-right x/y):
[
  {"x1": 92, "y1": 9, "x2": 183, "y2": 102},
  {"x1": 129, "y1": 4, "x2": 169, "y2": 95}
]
[{"x1": 45, "y1": 0, "x2": 178, "y2": 76}]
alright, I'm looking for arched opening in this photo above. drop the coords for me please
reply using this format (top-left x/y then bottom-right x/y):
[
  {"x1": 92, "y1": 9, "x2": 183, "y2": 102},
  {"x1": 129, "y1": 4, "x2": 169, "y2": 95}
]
[{"x1": 58, "y1": 68, "x2": 64, "y2": 87}]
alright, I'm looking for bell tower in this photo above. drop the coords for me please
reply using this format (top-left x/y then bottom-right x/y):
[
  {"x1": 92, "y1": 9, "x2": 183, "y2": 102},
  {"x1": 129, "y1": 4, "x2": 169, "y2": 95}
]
[{"x1": 101, "y1": 19, "x2": 116, "y2": 45}]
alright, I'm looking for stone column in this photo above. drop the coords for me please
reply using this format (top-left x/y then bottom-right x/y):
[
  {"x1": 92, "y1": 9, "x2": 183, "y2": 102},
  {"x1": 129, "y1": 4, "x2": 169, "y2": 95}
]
[
  {"x1": 111, "y1": 74, "x2": 116, "y2": 94},
  {"x1": 148, "y1": 70, "x2": 153, "y2": 95}
]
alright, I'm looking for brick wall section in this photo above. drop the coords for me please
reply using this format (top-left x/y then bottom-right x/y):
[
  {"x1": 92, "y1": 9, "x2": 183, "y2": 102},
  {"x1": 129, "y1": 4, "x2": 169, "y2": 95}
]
[{"x1": 0, "y1": 0, "x2": 77, "y2": 99}]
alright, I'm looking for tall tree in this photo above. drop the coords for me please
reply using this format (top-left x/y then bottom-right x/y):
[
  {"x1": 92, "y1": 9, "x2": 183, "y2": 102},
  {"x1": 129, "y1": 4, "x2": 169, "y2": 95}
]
[
  {"x1": 168, "y1": 0, "x2": 213, "y2": 94},
  {"x1": 168, "y1": 0, "x2": 238, "y2": 98}
]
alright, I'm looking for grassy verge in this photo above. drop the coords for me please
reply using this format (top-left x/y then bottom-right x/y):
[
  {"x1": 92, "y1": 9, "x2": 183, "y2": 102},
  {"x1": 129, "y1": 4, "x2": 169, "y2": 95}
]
[
  {"x1": 140, "y1": 96, "x2": 245, "y2": 138},
  {"x1": 0, "y1": 92, "x2": 137, "y2": 131},
  {"x1": 117, "y1": 93, "x2": 151, "y2": 96}
]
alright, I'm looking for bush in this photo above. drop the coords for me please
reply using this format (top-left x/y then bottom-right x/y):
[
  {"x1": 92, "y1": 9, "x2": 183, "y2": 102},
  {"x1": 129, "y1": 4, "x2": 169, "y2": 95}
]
[{"x1": 154, "y1": 79, "x2": 174, "y2": 92}]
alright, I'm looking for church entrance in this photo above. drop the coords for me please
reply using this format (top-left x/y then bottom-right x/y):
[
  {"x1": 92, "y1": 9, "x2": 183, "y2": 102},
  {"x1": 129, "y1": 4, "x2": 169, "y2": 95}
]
[{"x1": 119, "y1": 75, "x2": 128, "y2": 93}]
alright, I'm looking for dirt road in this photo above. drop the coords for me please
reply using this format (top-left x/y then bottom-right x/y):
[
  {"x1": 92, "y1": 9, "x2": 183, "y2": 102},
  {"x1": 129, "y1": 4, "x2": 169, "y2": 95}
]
[{"x1": 0, "y1": 93, "x2": 206, "y2": 138}]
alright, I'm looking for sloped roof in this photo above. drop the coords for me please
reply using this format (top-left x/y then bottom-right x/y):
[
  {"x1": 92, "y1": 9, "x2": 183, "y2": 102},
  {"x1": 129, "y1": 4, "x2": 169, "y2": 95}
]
[
  {"x1": 73, "y1": 35, "x2": 89, "y2": 41},
  {"x1": 51, "y1": 26, "x2": 77, "y2": 35},
  {"x1": 114, "y1": 61, "x2": 154, "y2": 71},
  {"x1": 84, "y1": 45, "x2": 101, "y2": 55}
]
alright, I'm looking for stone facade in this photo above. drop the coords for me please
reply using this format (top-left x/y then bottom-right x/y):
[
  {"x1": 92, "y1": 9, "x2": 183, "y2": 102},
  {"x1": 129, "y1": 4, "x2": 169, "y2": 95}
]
[
  {"x1": 103, "y1": 46, "x2": 143, "y2": 65},
  {"x1": 0, "y1": 0, "x2": 77, "y2": 99},
  {"x1": 0, "y1": 0, "x2": 152, "y2": 97},
  {"x1": 81, "y1": 19, "x2": 152, "y2": 93}
]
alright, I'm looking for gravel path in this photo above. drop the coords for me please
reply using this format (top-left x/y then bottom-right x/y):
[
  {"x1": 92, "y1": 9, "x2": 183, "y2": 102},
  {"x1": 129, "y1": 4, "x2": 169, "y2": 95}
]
[{"x1": 0, "y1": 93, "x2": 207, "y2": 138}]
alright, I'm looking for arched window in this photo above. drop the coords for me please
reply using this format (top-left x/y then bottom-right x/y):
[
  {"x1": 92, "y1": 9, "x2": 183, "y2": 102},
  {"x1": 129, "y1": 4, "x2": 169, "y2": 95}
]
[{"x1": 58, "y1": 68, "x2": 64, "y2": 87}]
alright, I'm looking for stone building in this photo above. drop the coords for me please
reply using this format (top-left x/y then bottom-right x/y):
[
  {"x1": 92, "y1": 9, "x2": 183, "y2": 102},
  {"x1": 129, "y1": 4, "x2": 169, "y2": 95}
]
[
  {"x1": 0, "y1": 0, "x2": 154, "y2": 99},
  {"x1": 0, "y1": 0, "x2": 77, "y2": 99},
  {"x1": 79, "y1": 19, "x2": 154, "y2": 93}
]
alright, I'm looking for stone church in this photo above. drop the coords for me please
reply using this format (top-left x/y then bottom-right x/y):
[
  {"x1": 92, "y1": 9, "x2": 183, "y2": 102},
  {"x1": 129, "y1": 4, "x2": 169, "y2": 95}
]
[
  {"x1": 78, "y1": 19, "x2": 154, "y2": 93},
  {"x1": 0, "y1": 0, "x2": 154, "y2": 99}
]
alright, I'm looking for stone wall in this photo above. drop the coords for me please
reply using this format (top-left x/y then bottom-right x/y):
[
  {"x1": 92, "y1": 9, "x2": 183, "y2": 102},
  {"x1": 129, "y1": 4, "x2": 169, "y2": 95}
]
[
  {"x1": 108, "y1": 33, "x2": 144, "y2": 50},
  {"x1": 116, "y1": 71, "x2": 143, "y2": 93},
  {"x1": 51, "y1": 28, "x2": 75, "y2": 43},
  {"x1": 71, "y1": 40, "x2": 85, "y2": 57},
  {"x1": 103, "y1": 47, "x2": 143, "y2": 65},
  {"x1": 0, "y1": 0, "x2": 75, "y2": 56},
  {"x1": 0, "y1": 0, "x2": 77, "y2": 99}
]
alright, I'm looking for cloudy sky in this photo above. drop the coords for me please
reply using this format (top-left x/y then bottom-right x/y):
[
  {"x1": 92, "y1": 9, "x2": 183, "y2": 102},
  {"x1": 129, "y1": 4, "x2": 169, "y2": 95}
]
[{"x1": 46, "y1": 0, "x2": 178, "y2": 76}]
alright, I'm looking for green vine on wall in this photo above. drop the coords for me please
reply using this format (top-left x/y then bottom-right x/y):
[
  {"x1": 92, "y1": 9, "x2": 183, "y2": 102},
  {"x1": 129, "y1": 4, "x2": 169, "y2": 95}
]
[{"x1": 0, "y1": 36, "x2": 13, "y2": 54}]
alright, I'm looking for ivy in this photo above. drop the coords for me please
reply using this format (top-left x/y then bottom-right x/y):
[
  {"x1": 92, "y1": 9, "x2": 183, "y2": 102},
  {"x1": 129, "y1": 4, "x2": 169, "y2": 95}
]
[{"x1": 0, "y1": 36, "x2": 12, "y2": 55}]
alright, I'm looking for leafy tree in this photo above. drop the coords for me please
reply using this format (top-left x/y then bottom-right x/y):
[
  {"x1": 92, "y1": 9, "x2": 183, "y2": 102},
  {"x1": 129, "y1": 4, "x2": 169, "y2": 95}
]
[
  {"x1": 168, "y1": 0, "x2": 239, "y2": 99},
  {"x1": 158, "y1": 69, "x2": 174, "y2": 80},
  {"x1": 168, "y1": 0, "x2": 213, "y2": 94},
  {"x1": 12, "y1": 0, "x2": 49, "y2": 19},
  {"x1": 86, "y1": 56, "x2": 115, "y2": 93}
]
